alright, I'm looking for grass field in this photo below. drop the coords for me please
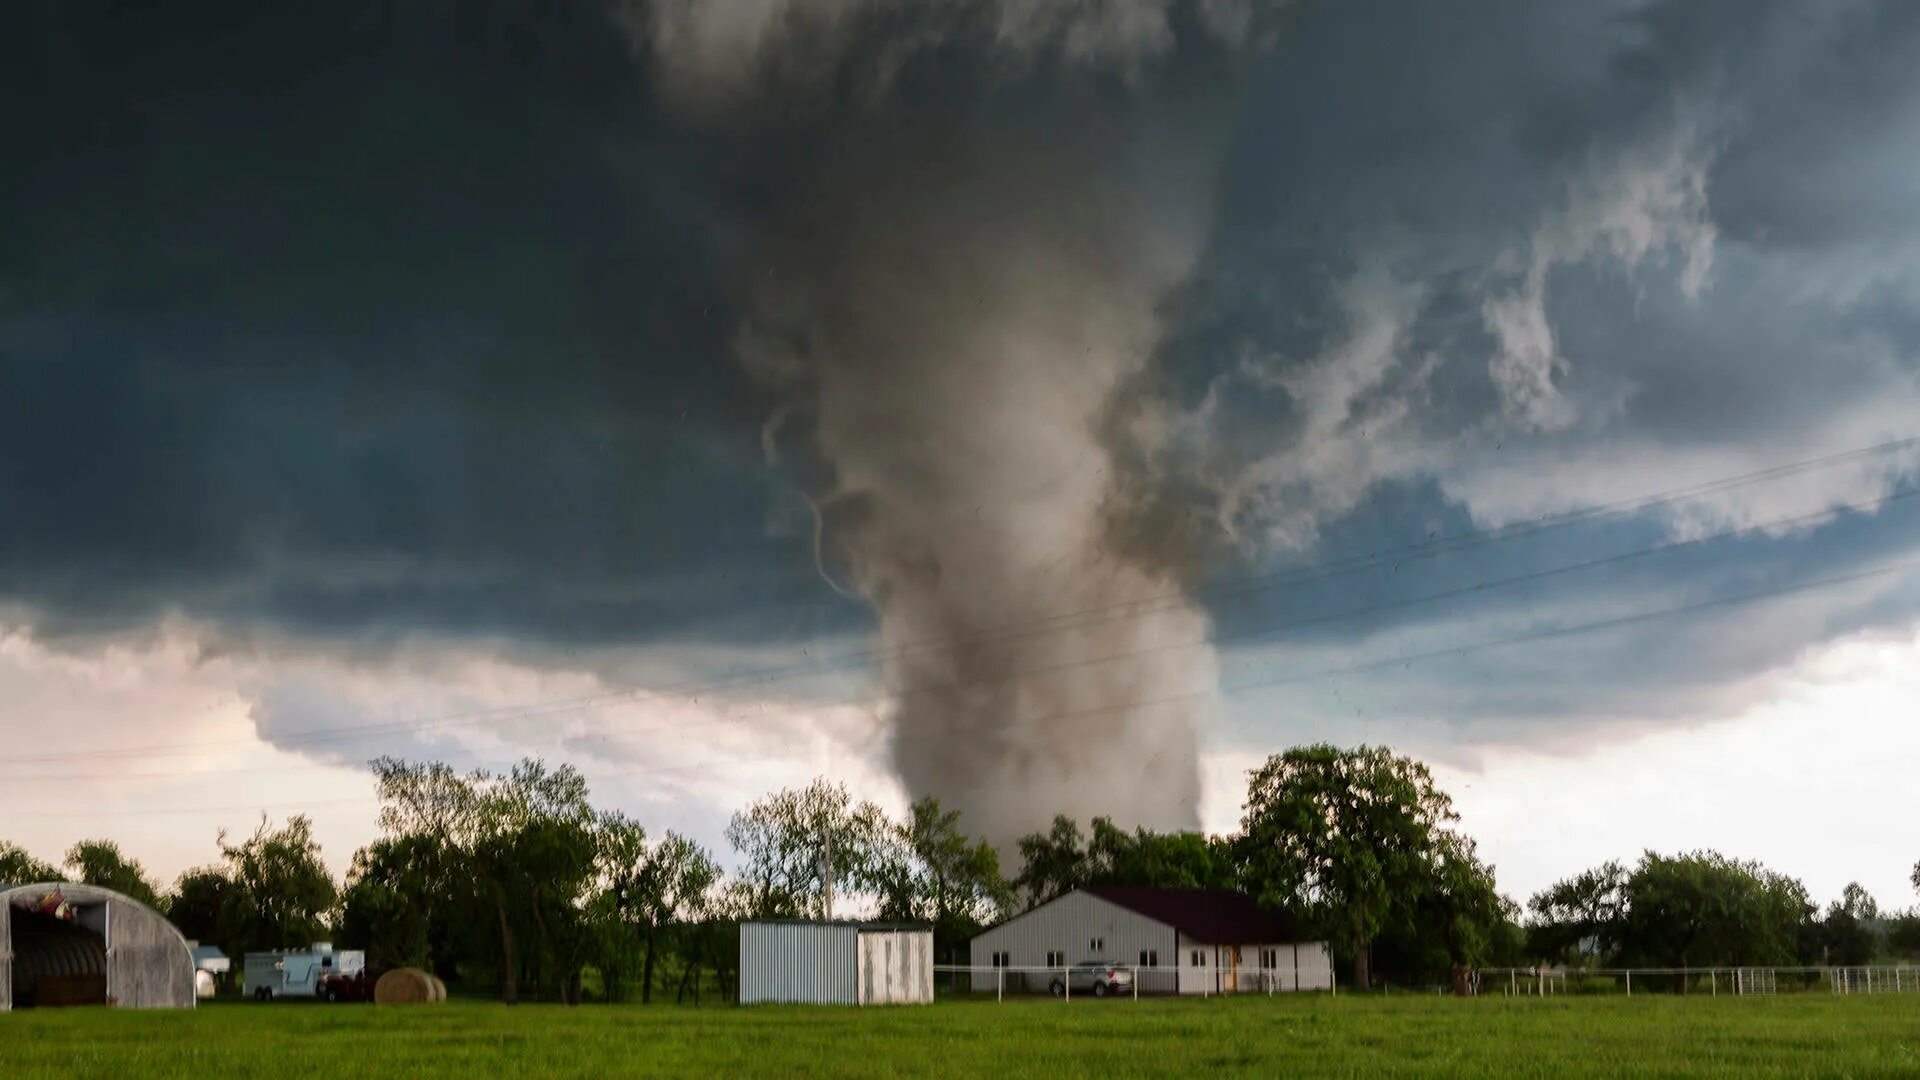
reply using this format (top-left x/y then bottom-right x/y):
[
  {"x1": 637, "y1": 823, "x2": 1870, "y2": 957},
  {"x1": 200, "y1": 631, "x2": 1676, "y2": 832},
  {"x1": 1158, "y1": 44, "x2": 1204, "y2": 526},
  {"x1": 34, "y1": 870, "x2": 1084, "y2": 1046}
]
[{"x1": 4, "y1": 994, "x2": 1919, "y2": 1078}]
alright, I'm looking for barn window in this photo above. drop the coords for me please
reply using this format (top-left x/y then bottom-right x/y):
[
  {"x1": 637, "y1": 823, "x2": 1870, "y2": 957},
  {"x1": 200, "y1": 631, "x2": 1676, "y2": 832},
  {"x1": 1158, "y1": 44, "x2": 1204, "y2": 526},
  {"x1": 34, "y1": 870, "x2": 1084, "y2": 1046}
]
[
  {"x1": 1139, "y1": 949, "x2": 1160, "y2": 967},
  {"x1": 1046, "y1": 950, "x2": 1063, "y2": 968},
  {"x1": 1190, "y1": 949, "x2": 1203, "y2": 967},
  {"x1": 1089, "y1": 937, "x2": 1104, "y2": 954}
]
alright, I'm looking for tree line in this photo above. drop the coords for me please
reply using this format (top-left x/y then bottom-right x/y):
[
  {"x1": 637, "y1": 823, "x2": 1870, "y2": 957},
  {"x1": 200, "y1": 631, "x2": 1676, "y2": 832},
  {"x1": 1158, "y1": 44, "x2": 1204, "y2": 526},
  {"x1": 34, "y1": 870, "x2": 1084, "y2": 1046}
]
[{"x1": 5, "y1": 743, "x2": 1917, "y2": 1000}]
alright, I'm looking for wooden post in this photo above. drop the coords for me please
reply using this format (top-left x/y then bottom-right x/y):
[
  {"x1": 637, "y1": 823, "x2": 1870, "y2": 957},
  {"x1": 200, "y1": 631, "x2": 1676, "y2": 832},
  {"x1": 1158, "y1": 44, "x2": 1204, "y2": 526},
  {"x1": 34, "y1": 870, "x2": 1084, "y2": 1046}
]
[
  {"x1": 1625, "y1": 971, "x2": 1631, "y2": 997},
  {"x1": 997, "y1": 966, "x2": 1003, "y2": 1004}
]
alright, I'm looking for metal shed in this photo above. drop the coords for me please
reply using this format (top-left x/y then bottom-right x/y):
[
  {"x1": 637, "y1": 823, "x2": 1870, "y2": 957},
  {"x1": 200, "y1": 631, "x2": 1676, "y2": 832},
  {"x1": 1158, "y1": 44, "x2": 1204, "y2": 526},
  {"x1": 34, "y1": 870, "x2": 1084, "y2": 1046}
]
[
  {"x1": 739, "y1": 920, "x2": 933, "y2": 1006},
  {"x1": 1, "y1": 882, "x2": 196, "y2": 1010}
]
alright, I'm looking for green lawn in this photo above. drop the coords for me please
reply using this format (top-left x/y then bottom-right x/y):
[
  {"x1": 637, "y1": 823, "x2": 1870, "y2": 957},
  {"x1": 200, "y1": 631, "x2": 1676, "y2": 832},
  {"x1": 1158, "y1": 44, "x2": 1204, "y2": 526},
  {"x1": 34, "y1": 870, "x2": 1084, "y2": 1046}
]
[{"x1": 4, "y1": 993, "x2": 1919, "y2": 1078}]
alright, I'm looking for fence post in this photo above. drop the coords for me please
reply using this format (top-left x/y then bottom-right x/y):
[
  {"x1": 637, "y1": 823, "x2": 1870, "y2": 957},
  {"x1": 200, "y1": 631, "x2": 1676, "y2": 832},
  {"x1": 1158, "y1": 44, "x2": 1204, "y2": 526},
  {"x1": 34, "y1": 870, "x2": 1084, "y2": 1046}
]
[
  {"x1": 1625, "y1": 971, "x2": 1631, "y2": 997},
  {"x1": 997, "y1": 966, "x2": 1003, "y2": 1003},
  {"x1": 1133, "y1": 965, "x2": 1139, "y2": 1002},
  {"x1": 1710, "y1": 970, "x2": 1716, "y2": 996},
  {"x1": 1064, "y1": 963, "x2": 1070, "y2": 1002}
]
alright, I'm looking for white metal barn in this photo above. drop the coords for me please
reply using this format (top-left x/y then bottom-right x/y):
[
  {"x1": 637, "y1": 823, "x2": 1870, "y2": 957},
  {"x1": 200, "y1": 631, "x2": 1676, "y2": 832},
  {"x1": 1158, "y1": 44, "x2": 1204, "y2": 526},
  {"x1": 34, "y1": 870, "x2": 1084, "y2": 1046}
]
[
  {"x1": 1, "y1": 882, "x2": 196, "y2": 1010},
  {"x1": 969, "y1": 887, "x2": 1332, "y2": 995},
  {"x1": 738, "y1": 920, "x2": 933, "y2": 1006}
]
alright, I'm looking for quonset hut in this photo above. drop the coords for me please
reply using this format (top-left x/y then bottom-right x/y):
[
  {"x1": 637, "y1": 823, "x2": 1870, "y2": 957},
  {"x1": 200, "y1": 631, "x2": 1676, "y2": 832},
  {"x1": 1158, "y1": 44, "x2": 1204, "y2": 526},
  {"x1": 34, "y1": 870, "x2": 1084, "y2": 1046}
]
[{"x1": 2, "y1": 883, "x2": 196, "y2": 1010}]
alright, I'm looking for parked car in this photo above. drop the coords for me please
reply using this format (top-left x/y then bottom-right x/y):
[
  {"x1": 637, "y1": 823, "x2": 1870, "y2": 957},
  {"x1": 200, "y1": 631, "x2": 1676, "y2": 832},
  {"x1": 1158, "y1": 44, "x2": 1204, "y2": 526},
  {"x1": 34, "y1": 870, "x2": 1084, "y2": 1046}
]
[{"x1": 1049, "y1": 961, "x2": 1134, "y2": 998}]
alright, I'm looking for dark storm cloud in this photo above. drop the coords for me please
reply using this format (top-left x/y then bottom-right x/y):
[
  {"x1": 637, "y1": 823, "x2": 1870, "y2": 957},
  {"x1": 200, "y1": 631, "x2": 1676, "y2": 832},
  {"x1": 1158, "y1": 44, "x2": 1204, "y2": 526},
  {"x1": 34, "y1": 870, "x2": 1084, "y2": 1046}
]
[
  {"x1": 3, "y1": 0, "x2": 1920, "y2": 772},
  {"x1": 1126, "y1": 0, "x2": 1920, "y2": 734},
  {"x1": 0, "y1": 1, "x2": 862, "y2": 647}
]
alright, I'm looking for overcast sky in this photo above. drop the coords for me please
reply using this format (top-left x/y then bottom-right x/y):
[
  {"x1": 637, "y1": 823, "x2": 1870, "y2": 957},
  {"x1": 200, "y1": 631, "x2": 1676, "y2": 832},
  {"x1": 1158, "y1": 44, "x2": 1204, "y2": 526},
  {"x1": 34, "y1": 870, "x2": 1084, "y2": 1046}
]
[{"x1": 4, "y1": 0, "x2": 1919, "y2": 909}]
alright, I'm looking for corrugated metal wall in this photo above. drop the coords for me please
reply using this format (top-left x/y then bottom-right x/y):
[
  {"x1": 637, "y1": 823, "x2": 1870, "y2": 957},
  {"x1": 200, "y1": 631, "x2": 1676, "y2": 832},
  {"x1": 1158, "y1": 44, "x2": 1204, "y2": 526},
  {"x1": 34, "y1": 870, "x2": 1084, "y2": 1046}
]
[
  {"x1": 855, "y1": 930, "x2": 932, "y2": 1004},
  {"x1": 738, "y1": 922, "x2": 859, "y2": 1005},
  {"x1": 1, "y1": 883, "x2": 195, "y2": 1011}
]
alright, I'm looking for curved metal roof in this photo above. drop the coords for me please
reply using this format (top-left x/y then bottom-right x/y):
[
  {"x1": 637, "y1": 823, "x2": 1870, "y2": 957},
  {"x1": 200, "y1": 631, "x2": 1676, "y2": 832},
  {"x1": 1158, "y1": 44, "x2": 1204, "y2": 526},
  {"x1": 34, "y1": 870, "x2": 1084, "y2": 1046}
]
[{"x1": 3, "y1": 881, "x2": 197, "y2": 1010}]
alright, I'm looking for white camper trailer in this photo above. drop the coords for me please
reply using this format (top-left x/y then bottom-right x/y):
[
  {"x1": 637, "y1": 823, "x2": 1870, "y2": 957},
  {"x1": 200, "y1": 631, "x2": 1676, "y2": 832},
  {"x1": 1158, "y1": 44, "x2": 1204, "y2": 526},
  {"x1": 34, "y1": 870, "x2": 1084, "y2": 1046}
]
[{"x1": 243, "y1": 943, "x2": 365, "y2": 1001}]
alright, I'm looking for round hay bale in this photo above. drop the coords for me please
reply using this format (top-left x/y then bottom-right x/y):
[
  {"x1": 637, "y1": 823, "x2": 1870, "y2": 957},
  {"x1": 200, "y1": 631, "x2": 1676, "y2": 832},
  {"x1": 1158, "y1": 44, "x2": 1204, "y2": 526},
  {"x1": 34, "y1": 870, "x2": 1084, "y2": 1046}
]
[
  {"x1": 374, "y1": 967, "x2": 437, "y2": 1005},
  {"x1": 427, "y1": 974, "x2": 447, "y2": 1002}
]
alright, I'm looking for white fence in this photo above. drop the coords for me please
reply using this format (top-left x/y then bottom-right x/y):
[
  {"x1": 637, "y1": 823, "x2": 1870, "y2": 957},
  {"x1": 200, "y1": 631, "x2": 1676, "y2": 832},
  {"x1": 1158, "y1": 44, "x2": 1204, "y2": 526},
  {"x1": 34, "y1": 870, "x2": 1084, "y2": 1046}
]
[
  {"x1": 1480, "y1": 964, "x2": 1920, "y2": 997},
  {"x1": 933, "y1": 963, "x2": 1336, "y2": 1001}
]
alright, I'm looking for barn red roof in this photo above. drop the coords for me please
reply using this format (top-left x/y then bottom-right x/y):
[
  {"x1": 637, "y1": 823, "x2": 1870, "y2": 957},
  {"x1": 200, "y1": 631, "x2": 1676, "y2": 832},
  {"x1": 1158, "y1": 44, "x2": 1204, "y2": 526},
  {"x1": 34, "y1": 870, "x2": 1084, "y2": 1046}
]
[{"x1": 1086, "y1": 887, "x2": 1302, "y2": 944}]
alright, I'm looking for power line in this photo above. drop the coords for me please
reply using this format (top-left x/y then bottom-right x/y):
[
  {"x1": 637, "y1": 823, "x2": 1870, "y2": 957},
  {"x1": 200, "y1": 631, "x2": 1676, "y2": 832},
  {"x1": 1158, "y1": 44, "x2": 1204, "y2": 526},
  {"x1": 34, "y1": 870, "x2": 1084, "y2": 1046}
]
[
  {"x1": 14, "y1": 548, "x2": 1917, "y2": 822},
  {"x1": 1023, "y1": 553, "x2": 1920, "y2": 735},
  {"x1": 3, "y1": 749, "x2": 838, "y2": 820},
  {"x1": 6, "y1": 477, "x2": 1917, "y2": 774},
  {"x1": 8, "y1": 488, "x2": 1917, "y2": 791}
]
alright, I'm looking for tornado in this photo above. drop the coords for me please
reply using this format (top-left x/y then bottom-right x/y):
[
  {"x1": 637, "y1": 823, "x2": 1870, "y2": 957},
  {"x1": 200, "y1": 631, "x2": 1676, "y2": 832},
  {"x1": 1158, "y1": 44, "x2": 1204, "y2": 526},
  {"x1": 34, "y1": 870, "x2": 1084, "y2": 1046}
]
[{"x1": 628, "y1": 0, "x2": 1262, "y2": 844}]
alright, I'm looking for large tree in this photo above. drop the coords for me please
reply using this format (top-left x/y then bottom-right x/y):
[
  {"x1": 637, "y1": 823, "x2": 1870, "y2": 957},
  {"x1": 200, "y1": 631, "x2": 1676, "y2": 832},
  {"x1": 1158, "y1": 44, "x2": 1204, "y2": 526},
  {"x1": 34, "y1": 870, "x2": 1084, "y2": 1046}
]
[
  {"x1": 1085, "y1": 820, "x2": 1236, "y2": 892},
  {"x1": 725, "y1": 778, "x2": 890, "y2": 919},
  {"x1": 1622, "y1": 851, "x2": 1811, "y2": 983},
  {"x1": 1531, "y1": 850, "x2": 1815, "y2": 987},
  {"x1": 1527, "y1": 860, "x2": 1628, "y2": 963},
  {"x1": 1011, "y1": 815, "x2": 1089, "y2": 907},
  {"x1": 873, "y1": 797, "x2": 1009, "y2": 960},
  {"x1": 1008, "y1": 816, "x2": 1235, "y2": 908},
  {"x1": 167, "y1": 865, "x2": 246, "y2": 949},
  {"x1": 336, "y1": 833, "x2": 466, "y2": 972},
  {"x1": 1822, "y1": 881, "x2": 1882, "y2": 966},
  {"x1": 1237, "y1": 744, "x2": 1468, "y2": 990},
  {"x1": 597, "y1": 816, "x2": 720, "y2": 1004},
  {"x1": 218, "y1": 816, "x2": 339, "y2": 955},
  {"x1": 64, "y1": 839, "x2": 162, "y2": 907},
  {"x1": 370, "y1": 756, "x2": 597, "y2": 1004}
]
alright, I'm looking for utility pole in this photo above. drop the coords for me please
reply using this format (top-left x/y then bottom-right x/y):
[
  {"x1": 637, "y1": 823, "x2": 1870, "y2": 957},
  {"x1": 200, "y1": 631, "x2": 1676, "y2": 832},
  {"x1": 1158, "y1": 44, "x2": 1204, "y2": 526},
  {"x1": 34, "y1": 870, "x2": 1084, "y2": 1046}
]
[{"x1": 822, "y1": 824, "x2": 834, "y2": 921}]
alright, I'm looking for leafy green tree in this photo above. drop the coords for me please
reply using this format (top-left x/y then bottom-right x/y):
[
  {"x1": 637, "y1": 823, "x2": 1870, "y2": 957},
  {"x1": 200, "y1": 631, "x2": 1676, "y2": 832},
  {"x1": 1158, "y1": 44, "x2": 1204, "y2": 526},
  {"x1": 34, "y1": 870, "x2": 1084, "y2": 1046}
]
[
  {"x1": 725, "y1": 778, "x2": 890, "y2": 919},
  {"x1": 167, "y1": 866, "x2": 245, "y2": 947},
  {"x1": 1085, "y1": 820, "x2": 1236, "y2": 891},
  {"x1": 872, "y1": 797, "x2": 1009, "y2": 962},
  {"x1": 1821, "y1": 882, "x2": 1882, "y2": 966},
  {"x1": 218, "y1": 816, "x2": 339, "y2": 955},
  {"x1": 64, "y1": 839, "x2": 161, "y2": 907},
  {"x1": 1531, "y1": 850, "x2": 1816, "y2": 987},
  {"x1": 0, "y1": 841, "x2": 64, "y2": 884},
  {"x1": 1621, "y1": 852, "x2": 1810, "y2": 982},
  {"x1": 371, "y1": 756, "x2": 597, "y2": 1004},
  {"x1": 1012, "y1": 815, "x2": 1088, "y2": 907},
  {"x1": 1007, "y1": 816, "x2": 1233, "y2": 908},
  {"x1": 597, "y1": 816, "x2": 720, "y2": 1003},
  {"x1": 336, "y1": 833, "x2": 466, "y2": 971},
  {"x1": 1528, "y1": 860, "x2": 1628, "y2": 963},
  {"x1": 1887, "y1": 910, "x2": 1920, "y2": 958},
  {"x1": 1237, "y1": 744, "x2": 1464, "y2": 989}
]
